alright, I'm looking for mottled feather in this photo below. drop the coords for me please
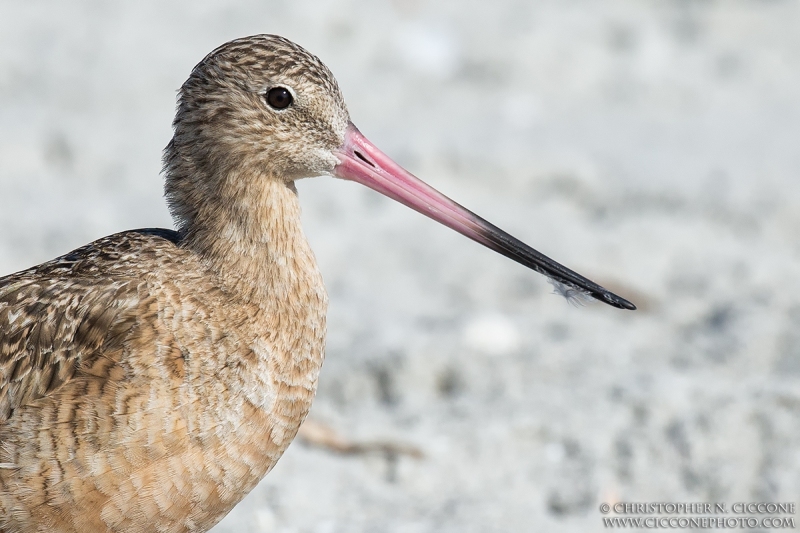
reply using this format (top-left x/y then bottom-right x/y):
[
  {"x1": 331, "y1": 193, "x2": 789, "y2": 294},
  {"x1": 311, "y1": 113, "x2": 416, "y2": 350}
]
[{"x1": 0, "y1": 230, "x2": 176, "y2": 422}]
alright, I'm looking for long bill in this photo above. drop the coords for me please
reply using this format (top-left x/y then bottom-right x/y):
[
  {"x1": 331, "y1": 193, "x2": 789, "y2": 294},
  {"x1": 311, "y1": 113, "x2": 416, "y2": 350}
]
[{"x1": 333, "y1": 123, "x2": 636, "y2": 311}]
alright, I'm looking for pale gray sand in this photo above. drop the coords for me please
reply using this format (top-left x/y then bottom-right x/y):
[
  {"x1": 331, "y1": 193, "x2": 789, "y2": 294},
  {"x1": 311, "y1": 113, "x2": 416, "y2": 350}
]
[{"x1": 1, "y1": 1, "x2": 799, "y2": 532}]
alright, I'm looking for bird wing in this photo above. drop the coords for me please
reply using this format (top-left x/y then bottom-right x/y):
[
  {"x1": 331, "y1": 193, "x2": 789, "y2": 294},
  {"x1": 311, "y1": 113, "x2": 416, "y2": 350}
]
[{"x1": 0, "y1": 229, "x2": 178, "y2": 422}]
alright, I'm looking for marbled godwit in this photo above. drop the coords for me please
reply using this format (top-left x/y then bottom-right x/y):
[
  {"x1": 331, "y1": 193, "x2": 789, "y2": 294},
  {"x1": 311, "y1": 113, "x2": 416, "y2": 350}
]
[{"x1": 0, "y1": 35, "x2": 634, "y2": 532}]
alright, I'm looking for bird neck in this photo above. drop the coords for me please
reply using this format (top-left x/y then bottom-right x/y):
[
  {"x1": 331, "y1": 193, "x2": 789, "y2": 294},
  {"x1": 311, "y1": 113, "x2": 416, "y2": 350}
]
[{"x1": 174, "y1": 172, "x2": 325, "y2": 309}]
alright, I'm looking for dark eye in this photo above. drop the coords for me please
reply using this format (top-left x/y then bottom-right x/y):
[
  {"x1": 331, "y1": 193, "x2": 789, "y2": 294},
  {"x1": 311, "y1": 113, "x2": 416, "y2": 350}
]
[{"x1": 265, "y1": 87, "x2": 293, "y2": 109}]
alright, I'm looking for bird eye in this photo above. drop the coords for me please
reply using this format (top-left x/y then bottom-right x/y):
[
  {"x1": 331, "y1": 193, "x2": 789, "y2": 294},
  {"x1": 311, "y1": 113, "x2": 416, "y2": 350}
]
[{"x1": 265, "y1": 87, "x2": 293, "y2": 110}]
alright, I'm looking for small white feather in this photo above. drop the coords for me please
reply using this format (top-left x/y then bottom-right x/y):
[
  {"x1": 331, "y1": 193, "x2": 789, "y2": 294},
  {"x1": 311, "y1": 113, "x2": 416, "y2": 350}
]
[{"x1": 548, "y1": 279, "x2": 594, "y2": 307}]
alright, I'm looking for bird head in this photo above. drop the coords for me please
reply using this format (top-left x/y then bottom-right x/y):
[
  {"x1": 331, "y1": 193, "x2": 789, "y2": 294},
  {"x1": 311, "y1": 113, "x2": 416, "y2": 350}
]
[{"x1": 164, "y1": 34, "x2": 635, "y2": 310}]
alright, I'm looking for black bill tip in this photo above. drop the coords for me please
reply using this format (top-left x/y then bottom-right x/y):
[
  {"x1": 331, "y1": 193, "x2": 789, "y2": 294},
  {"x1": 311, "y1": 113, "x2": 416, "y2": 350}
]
[
  {"x1": 475, "y1": 218, "x2": 637, "y2": 311},
  {"x1": 601, "y1": 291, "x2": 637, "y2": 311}
]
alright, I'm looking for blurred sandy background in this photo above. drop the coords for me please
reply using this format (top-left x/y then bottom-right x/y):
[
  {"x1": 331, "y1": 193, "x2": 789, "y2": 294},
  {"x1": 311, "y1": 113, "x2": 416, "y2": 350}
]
[{"x1": 1, "y1": 1, "x2": 799, "y2": 531}]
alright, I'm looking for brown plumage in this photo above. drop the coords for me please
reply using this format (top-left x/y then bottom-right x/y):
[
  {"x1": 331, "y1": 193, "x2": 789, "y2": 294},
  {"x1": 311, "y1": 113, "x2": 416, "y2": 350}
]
[
  {"x1": 0, "y1": 34, "x2": 634, "y2": 533},
  {"x1": 1, "y1": 35, "x2": 332, "y2": 533}
]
